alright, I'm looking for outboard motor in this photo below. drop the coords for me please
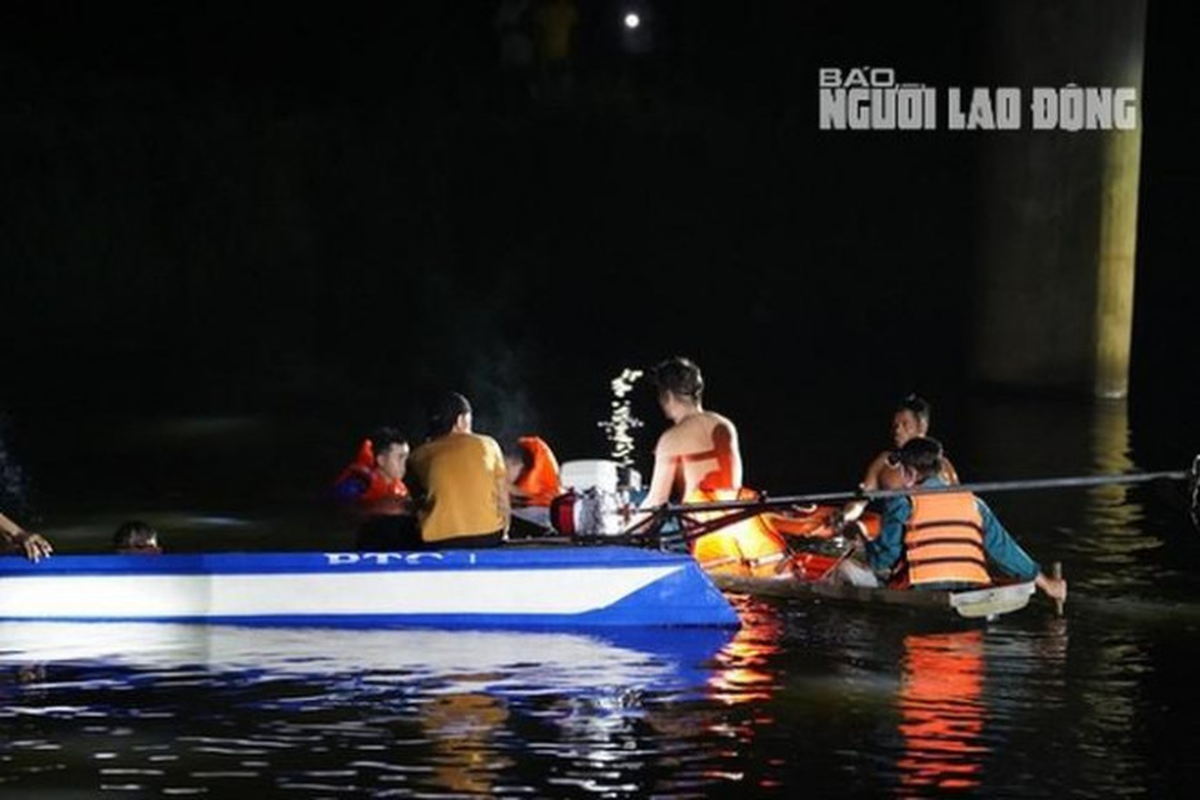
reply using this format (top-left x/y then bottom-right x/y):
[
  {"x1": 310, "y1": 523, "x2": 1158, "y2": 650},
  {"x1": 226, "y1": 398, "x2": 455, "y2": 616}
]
[{"x1": 550, "y1": 460, "x2": 641, "y2": 537}]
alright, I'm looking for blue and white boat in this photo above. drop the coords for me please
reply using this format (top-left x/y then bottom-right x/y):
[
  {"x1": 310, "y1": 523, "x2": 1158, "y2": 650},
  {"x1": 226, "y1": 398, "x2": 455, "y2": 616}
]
[{"x1": 0, "y1": 546, "x2": 739, "y2": 629}]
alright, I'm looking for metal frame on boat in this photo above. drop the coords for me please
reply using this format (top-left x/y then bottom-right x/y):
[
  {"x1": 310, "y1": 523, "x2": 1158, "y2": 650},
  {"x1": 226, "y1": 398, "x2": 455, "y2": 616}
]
[{"x1": 0, "y1": 546, "x2": 740, "y2": 629}]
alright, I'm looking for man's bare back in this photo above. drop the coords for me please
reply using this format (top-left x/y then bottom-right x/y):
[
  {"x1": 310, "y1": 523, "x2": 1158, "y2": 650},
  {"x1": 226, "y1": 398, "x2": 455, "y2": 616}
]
[
  {"x1": 645, "y1": 411, "x2": 743, "y2": 505},
  {"x1": 639, "y1": 357, "x2": 745, "y2": 510}
]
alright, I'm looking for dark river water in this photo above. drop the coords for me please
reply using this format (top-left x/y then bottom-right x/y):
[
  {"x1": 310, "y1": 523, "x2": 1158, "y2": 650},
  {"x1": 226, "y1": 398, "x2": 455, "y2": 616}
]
[{"x1": 3, "y1": 393, "x2": 1200, "y2": 797}]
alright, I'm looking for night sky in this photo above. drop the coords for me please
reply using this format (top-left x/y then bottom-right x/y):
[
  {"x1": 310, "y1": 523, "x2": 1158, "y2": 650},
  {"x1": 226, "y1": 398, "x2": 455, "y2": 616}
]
[{"x1": 2, "y1": 2, "x2": 1197, "y2": 471}]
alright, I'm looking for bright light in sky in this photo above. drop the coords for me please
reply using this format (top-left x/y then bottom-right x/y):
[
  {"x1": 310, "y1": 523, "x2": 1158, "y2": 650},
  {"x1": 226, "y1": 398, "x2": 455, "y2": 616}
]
[{"x1": 624, "y1": 13, "x2": 641, "y2": 29}]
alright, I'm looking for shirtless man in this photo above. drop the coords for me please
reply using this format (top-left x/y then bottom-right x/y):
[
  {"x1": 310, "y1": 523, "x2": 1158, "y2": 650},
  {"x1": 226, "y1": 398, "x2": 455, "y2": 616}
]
[
  {"x1": 839, "y1": 394, "x2": 959, "y2": 531},
  {"x1": 640, "y1": 357, "x2": 743, "y2": 508},
  {"x1": 861, "y1": 394, "x2": 959, "y2": 490}
]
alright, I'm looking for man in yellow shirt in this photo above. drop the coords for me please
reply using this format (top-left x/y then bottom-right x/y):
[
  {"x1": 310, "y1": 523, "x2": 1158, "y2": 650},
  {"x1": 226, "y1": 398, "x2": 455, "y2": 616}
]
[{"x1": 407, "y1": 392, "x2": 510, "y2": 548}]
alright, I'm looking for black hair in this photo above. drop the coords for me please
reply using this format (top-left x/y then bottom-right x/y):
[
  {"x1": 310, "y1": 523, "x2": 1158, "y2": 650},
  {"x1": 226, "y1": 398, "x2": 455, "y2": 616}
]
[
  {"x1": 896, "y1": 436, "x2": 944, "y2": 479},
  {"x1": 113, "y1": 520, "x2": 159, "y2": 550},
  {"x1": 428, "y1": 391, "x2": 472, "y2": 438},
  {"x1": 651, "y1": 356, "x2": 704, "y2": 403},
  {"x1": 504, "y1": 438, "x2": 535, "y2": 471},
  {"x1": 896, "y1": 393, "x2": 931, "y2": 425},
  {"x1": 369, "y1": 426, "x2": 409, "y2": 455}
]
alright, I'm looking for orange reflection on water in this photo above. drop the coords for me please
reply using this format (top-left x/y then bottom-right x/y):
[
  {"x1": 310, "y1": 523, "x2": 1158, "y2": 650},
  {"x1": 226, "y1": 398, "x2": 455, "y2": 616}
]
[
  {"x1": 706, "y1": 598, "x2": 783, "y2": 705},
  {"x1": 421, "y1": 691, "x2": 512, "y2": 796},
  {"x1": 895, "y1": 629, "x2": 988, "y2": 793}
]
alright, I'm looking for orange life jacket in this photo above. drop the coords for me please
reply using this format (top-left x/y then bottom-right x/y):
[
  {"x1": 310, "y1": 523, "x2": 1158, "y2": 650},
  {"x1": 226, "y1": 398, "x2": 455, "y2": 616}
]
[
  {"x1": 764, "y1": 504, "x2": 882, "y2": 541},
  {"x1": 513, "y1": 436, "x2": 563, "y2": 507},
  {"x1": 686, "y1": 487, "x2": 790, "y2": 578},
  {"x1": 358, "y1": 467, "x2": 410, "y2": 503},
  {"x1": 335, "y1": 439, "x2": 409, "y2": 505},
  {"x1": 900, "y1": 492, "x2": 990, "y2": 587}
]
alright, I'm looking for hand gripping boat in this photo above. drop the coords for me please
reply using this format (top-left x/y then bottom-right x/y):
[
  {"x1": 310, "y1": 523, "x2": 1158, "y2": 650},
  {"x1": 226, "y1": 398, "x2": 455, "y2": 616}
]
[{"x1": 0, "y1": 546, "x2": 739, "y2": 629}]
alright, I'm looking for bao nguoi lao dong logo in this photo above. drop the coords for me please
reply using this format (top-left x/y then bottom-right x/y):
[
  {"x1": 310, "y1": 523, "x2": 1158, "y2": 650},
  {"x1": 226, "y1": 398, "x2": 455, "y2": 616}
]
[{"x1": 818, "y1": 68, "x2": 1138, "y2": 131}]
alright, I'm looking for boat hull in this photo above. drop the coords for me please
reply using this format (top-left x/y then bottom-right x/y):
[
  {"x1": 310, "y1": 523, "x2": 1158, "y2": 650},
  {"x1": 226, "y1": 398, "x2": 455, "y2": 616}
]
[
  {"x1": 712, "y1": 571, "x2": 1036, "y2": 619},
  {"x1": 0, "y1": 547, "x2": 740, "y2": 629}
]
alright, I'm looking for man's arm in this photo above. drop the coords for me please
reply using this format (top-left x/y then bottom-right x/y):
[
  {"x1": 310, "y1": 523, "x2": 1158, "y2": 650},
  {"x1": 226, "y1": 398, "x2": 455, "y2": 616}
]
[
  {"x1": 840, "y1": 450, "x2": 889, "y2": 526},
  {"x1": 1, "y1": 510, "x2": 53, "y2": 562},
  {"x1": 639, "y1": 435, "x2": 677, "y2": 509},
  {"x1": 977, "y1": 498, "x2": 1067, "y2": 601},
  {"x1": 942, "y1": 455, "x2": 961, "y2": 485},
  {"x1": 487, "y1": 439, "x2": 512, "y2": 534},
  {"x1": 860, "y1": 450, "x2": 892, "y2": 491},
  {"x1": 496, "y1": 468, "x2": 511, "y2": 522},
  {"x1": 864, "y1": 496, "x2": 910, "y2": 574},
  {"x1": 977, "y1": 499, "x2": 1039, "y2": 581},
  {"x1": 0, "y1": 510, "x2": 21, "y2": 539}
]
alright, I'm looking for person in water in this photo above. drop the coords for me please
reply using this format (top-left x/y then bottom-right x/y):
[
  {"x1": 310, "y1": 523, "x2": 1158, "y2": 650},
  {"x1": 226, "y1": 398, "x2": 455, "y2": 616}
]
[
  {"x1": 333, "y1": 427, "x2": 412, "y2": 511},
  {"x1": 639, "y1": 356, "x2": 743, "y2": 509},
  {"x1": 406, "y1": 392, "x2": 509, "y2": 549},
  {"x1": 332, "y1": 427, "x2": 416, "y2": 550},
  {"x1": 113, "y1": 520, "x2": 162, "y2": 554},
  {"x1": 841, "y1": 436, "x2": 1067, "y2": 603},
  {"x1": 1, "y1": 509, "x2": 53, "y2": 562},
  {"x1": 861, "y1": 393, "x2": 959, "y2": 490},
  {"x1": 505, "y1": 435, "x2": 563, "y2": 535}
]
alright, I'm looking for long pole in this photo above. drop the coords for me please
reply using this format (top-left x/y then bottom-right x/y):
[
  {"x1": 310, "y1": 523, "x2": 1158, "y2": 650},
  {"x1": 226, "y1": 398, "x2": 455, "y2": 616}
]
[{"x1": 640, "y1": 460, "x2": 1198, "y2": 517}]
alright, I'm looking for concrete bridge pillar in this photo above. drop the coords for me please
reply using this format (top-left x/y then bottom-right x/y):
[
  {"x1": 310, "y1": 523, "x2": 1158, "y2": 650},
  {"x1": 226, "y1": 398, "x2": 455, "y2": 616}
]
[{"x1": 972, "y1": 1, "x2": 1146, "y2": 398}]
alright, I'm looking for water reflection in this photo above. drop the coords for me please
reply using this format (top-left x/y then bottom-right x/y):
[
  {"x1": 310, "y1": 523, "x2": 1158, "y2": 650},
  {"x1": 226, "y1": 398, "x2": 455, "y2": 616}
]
[
  {"x1": 0, "y1": 623, "x2": 735, "y2": 796},
  {"x1": 421, "y1": 692, "x2": 511, "y2": 795},
  {"x1": 895, "y1": 629, "x2": 987, "y2": 793},
  {"x1": 0, "y1": 623, "x2": 733, "y2": 695},
  {"x1": 965, "y1": 397, "x2": 1167, "y2": 596},
  {"x1": 707, "y1": 595, "x2": 785, "y2": 705},
  {"x1": 1078, "y1": 399, "x2": 1159, "y2": 592}
]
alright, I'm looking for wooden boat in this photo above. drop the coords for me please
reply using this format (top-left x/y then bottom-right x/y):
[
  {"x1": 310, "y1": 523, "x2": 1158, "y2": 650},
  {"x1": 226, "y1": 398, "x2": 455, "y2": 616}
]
[
  {"x1": 622, "y1": 454, "x2": 1200, "y2": 618},
  {"x1": 0, "y1": 546, "x2": 739, "y2": 629},
  {"x1": 711, "y1": 570, "x2": 1037, "y2": 620},
  {"x1": 684, "y1": 502, "x2": 1037, "y2": 620}
]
